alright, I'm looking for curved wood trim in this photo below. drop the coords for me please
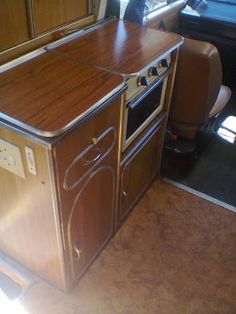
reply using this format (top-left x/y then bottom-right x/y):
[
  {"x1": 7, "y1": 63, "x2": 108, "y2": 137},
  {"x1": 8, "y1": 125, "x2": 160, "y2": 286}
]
[
  {"x1": 67, "y1": 165, "x2": 116, "y2": 279},
  {"x1": 63, "y1": 127, "x2": 117, "y2": 190}
]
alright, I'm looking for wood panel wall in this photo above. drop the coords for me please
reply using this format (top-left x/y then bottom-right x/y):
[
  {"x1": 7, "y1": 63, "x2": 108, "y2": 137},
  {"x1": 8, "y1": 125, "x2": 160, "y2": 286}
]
[
  {"x1": 0, "y1": 0, "x2": 30, "y2": 52},
  {"x1": 34, "y1": 0, "x2": 88, "y2": 34},
  {"x1": 0, "y1": 0, "x2": 92, "y2": 64}
]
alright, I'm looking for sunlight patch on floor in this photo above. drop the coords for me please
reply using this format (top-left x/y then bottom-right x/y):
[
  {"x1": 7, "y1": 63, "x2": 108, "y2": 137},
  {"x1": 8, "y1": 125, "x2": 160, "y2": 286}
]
[
  {"x1": 217, "y1": 115, "x2": 236, "y2": 143},
  {"x1": 0, "y1": 289, "x2": 29, "y2": 314}
]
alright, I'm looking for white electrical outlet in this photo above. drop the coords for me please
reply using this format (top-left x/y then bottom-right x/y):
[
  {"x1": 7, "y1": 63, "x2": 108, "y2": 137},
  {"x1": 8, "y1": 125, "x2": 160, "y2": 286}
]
[
  {"x1": 0, "y1": 138, "x2": 25, "y2": 178},
  {"x1": 25, "y1": 146, "x2": 37, "y2": 175}
]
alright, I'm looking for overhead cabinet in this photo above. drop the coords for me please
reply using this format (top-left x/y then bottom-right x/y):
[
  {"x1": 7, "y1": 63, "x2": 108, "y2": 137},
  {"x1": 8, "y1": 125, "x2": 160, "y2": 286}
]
[
  {"x1": 0, "y1": 0, "x2": 91, "y2": 60},
  {"x1": 34, "y1": 0, "x2": 89, "y2": 34},
  {"x1": 0, "y1": 0, "x2": 30, "y2": 51}
]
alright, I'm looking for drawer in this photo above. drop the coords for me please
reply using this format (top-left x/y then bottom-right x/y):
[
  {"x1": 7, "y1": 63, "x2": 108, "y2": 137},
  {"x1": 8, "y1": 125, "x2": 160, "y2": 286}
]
[
  {"x1": 63, "y1": 126, "x2": 116, "y2": 190},
  {"x1": 54, "y1": 99, "x2": 121, "y2": 191}
]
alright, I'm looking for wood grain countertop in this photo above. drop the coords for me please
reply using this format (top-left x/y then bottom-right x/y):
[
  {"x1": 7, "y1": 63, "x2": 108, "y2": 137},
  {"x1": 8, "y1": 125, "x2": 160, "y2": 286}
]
[
  {"x1": 0, "y1": 52, "x2": 124, "y2": 137},
  {"x1": 53, "y1": 20, "x2": 183, "y2": 75}
]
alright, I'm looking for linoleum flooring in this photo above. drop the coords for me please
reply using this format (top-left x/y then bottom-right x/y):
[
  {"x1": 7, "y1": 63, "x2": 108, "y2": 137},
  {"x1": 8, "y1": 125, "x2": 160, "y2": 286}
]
[{"x1": 16, "y1": 180, "x2": 236, "y2": 314}]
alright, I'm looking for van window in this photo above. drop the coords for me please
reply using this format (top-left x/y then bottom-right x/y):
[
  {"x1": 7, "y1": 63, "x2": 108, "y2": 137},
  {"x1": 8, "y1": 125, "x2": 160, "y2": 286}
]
[{"x1": 120, "y1": 0, "x2": 170, "y2": 22}]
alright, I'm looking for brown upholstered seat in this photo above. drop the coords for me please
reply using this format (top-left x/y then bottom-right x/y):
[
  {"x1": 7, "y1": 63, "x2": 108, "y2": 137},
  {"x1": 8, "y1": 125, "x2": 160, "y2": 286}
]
[{"x1": 169, "y1": 38, "x2": 231, "y2": 140}]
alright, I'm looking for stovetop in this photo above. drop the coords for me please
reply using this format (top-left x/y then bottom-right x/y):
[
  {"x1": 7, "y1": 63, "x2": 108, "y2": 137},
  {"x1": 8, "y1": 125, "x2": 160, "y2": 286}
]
[{"x1": 52, "y1": 20, "x2": 182, "y2": 76}]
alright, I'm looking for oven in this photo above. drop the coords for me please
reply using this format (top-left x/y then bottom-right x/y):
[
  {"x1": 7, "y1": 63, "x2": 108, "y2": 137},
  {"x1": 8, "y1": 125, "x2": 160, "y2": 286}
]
[{"x1": 122, "y1": 54, "x2": 171, "y2": 150}]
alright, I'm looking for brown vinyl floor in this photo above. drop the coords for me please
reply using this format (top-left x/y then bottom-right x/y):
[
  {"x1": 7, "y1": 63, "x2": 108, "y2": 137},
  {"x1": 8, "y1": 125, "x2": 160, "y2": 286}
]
[{"x1": 20, "y1": 180, "x2": 236, "y2": 314}]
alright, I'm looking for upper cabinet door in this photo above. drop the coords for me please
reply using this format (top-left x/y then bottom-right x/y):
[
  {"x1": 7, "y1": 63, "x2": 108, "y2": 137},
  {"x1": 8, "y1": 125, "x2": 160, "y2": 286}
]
[
  {"x1": 33, "y1": 0, "x2": 88, "y2": 34},
  {"x1": 0, "y1": 0, "x2": 30, "y2": 52}
]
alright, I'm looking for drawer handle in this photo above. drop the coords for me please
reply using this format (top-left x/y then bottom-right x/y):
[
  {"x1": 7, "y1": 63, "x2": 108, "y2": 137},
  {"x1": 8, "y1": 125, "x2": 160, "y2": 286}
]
[
  {"x1": 84, "y1": 147, "x2": 102, "y2": 166},
  {"x1": 92, "y1": 137, "x2": 98, "y2": 145},
  {"x1": 74, "y1": 245, "x2": 82, "y2": 260}
]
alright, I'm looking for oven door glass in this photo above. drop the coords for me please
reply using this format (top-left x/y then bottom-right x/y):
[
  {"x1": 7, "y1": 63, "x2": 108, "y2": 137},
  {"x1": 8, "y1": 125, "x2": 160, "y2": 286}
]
[{"x1": 126, "y1": 78, "x2": 166, "y2": 143}]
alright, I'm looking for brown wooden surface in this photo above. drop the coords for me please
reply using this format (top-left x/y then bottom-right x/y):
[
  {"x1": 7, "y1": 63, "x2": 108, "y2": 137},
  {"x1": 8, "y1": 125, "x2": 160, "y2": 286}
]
[
  {"x1": 34, "y1": 0, "x2": 88, "y2": 34},
  {"x1": 54, "y1": 20, "x2": 183, "y2": 75},
  {"x1": 0, "y1": 0, "x2": 30, "y2": 52},
  {"x1": 0, "y1": 15, "x2": 95, "y2": 66},
  {"x1": 54, "y1": 97, "x2": 121, "y2": 287},
  {"x1": 119, "y1": 120, "x2": 164, "y2": 223},
  {"x1": 0, "y1": 124, "x2": 65, "y2": 289},
  {"x1": 0, "y1": 52, "x2": 124, "y2": 136}
]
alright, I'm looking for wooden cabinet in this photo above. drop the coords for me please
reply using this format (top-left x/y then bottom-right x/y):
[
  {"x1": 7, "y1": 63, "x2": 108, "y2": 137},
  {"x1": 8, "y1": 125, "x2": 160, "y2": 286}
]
[
  {"x1": 119, "y1": 119, "x2": 165, "y2": 223},
  {"x1": 0, "y1": 0, "x2": 30, "y2": 52},
  {"x1": 53, "y1": 97, "x2": 121, "y2": 286},
  {"x1": 0, "y1": 0, "x2": 92, "y2": 64},
  {"x1": 0, "y1": 95, "x2": 122, "y2": 290},
  {"x1": 34, "y1": 0, "x2": 88, "y2": 34}
]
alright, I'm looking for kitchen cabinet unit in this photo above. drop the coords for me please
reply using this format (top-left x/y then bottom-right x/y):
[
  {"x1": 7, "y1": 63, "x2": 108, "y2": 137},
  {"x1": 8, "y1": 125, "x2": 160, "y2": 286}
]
[
  {"x1": 52, "y1": 20, "x2": 182, "y2": 227},
  {"x1": 0, "y1": 19, "x2": 182, "y2": 290},
  {"x1": 0, "y1": 51, "x2": 125, "y2": 290},
  {"x1": 0, "y1": 0, "x2": 30, "y2": 52}
]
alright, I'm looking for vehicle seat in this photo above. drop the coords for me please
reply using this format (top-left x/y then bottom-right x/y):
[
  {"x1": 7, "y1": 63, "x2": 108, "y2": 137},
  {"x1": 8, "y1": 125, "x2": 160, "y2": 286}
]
[{"x1": 169, "y1": 37, "x2": 231, "y2": 140}]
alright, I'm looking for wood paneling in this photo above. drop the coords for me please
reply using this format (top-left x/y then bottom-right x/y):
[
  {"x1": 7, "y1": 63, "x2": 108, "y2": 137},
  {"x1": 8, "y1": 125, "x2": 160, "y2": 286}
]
[
  {"x1": 0, "y1": 124, "x2": 65, "y2": 289},
  {"x1": 119, "y1": 120, "x2": 164, "y2": 222},
  {"x1": 55, "y1": 20, "x2": 183, "y2": 75},
  {"x1": 54, "y1": 97, "x2": 121, "y2": 287},
  {"x1": 34, "y1": 0, "x2": 88, "y2": 34},
  {"x1": 0, "y1": 15, "x2": 95, "y2": 65},
  {"x1": 0, "y1": 52, "x2": 124, "y2": 136},
  {"x1": 0, "y1": 0, "x2": 30, "y2": 52}
]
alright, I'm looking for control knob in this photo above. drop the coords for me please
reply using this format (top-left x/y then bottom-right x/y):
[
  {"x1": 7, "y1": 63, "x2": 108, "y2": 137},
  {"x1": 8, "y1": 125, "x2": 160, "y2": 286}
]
[
  {"x1": 148, "y1": 66, "x2": 160, "y2": 77},
  {"x1": 137, "y1": 76, "x2": 149, "y2": 86},
  {"x1": 158, "y1": 59, "x2": 169, "y2": 69}
]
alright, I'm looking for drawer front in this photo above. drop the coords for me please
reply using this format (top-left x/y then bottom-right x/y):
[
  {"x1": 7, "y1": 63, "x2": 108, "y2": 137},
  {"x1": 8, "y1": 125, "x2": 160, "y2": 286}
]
[
  {"x1": 120, "y1": 121, "x2": 164, "y2": 222},
  {"x1": 54, "y1": 98, "x2": 121, "y2": 192},
  {"x1": 63, "y1": 126, "x2": 116, "y2": 190}
]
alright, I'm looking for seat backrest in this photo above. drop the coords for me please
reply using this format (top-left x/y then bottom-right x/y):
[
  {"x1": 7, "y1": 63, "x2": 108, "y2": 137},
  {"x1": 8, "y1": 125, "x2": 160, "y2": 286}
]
[{"x1": 169, "y1": 38, "x2": 222, "y2": 133}]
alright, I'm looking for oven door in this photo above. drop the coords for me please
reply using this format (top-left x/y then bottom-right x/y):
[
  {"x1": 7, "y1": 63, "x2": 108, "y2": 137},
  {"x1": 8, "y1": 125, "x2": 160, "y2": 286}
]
[{"x1": 123, "y1": 76, "x2": 168, "y2": 150}]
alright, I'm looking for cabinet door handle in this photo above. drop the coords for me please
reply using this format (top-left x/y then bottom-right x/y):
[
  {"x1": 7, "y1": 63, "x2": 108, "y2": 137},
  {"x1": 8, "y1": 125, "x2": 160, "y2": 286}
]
[
  {"x1": 84, "y1": 147, "x2": 102, "y2": 165},
  {"x1": 74, "y1": 245, "x2": 82, "y2": 260},
  {"x1": 123, "y1": 190, "x2": 127, "y2": 197}
]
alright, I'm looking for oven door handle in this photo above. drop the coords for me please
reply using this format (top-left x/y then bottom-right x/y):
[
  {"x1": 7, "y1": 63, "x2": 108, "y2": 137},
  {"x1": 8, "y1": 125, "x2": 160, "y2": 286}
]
[{"x1": 127, "y1": 76, "x2": 166, "y2": 110}]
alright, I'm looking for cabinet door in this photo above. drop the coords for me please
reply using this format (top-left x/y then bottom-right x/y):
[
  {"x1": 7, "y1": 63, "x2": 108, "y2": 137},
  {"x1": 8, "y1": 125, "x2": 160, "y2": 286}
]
[
  {"x1": 68, "y1": 165, "x2": 115, "y2": 279},
  {"x1": 120, "y1": 121, "x2": 164, "y2": 222},
  {"x1": 34, "y1": 0, "x2": 88, "y2": 34},
  {"x1": 0, "y1": 0, "x2": 30, "y2": 52},
  {"x1": 54, "y1": 97, "x2": 121, "y2": 285}
]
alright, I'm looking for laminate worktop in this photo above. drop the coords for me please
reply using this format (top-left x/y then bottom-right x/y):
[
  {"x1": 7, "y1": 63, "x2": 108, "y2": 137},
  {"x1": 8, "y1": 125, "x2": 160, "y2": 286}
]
[
  {"x1": 53, "y1": 20, "x2": 183, "y2": 75},
  {"x1": 0, "y1": 52, "x2": 124, "y2": 137}
]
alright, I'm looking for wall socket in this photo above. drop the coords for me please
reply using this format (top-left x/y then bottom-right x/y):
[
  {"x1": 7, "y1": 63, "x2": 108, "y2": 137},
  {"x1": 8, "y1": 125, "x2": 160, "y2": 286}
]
[{"x1": 0, "y1": 138, "x2": 25, "y2": 178}]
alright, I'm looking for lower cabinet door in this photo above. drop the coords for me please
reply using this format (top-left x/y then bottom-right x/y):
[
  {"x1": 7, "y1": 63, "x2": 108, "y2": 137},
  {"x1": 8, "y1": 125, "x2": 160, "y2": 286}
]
[
  {"x1": 120, "y1": 122, "x2": 164, "y2": 221},
  {"x1": 68, "y1": 165, "x2": 115, "y2": 281}
]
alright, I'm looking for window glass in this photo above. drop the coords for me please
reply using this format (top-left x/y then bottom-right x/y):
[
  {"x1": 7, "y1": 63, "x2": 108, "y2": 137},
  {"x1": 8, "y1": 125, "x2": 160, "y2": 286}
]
[
  {"x1": 146, "y1": 0, "x2": 168, "y2": 13},
  {"x1": 120, "y1": 0, "x2": 129, "y2": 19},
  {"x1": 120, "y1": 0, "x2": 169, "y2": 22}
]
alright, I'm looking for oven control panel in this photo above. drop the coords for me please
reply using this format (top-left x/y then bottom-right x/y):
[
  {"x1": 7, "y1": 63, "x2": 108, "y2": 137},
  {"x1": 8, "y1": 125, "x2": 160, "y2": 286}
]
[{"x1": 125, "y1": 54, "x2": 171, "y2": 102}]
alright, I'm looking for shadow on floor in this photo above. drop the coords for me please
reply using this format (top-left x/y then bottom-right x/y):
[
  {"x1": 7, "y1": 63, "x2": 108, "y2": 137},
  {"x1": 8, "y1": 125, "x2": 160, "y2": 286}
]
[{"x1": 161, "y1": 92, "x2": 236, "y2": 207}]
